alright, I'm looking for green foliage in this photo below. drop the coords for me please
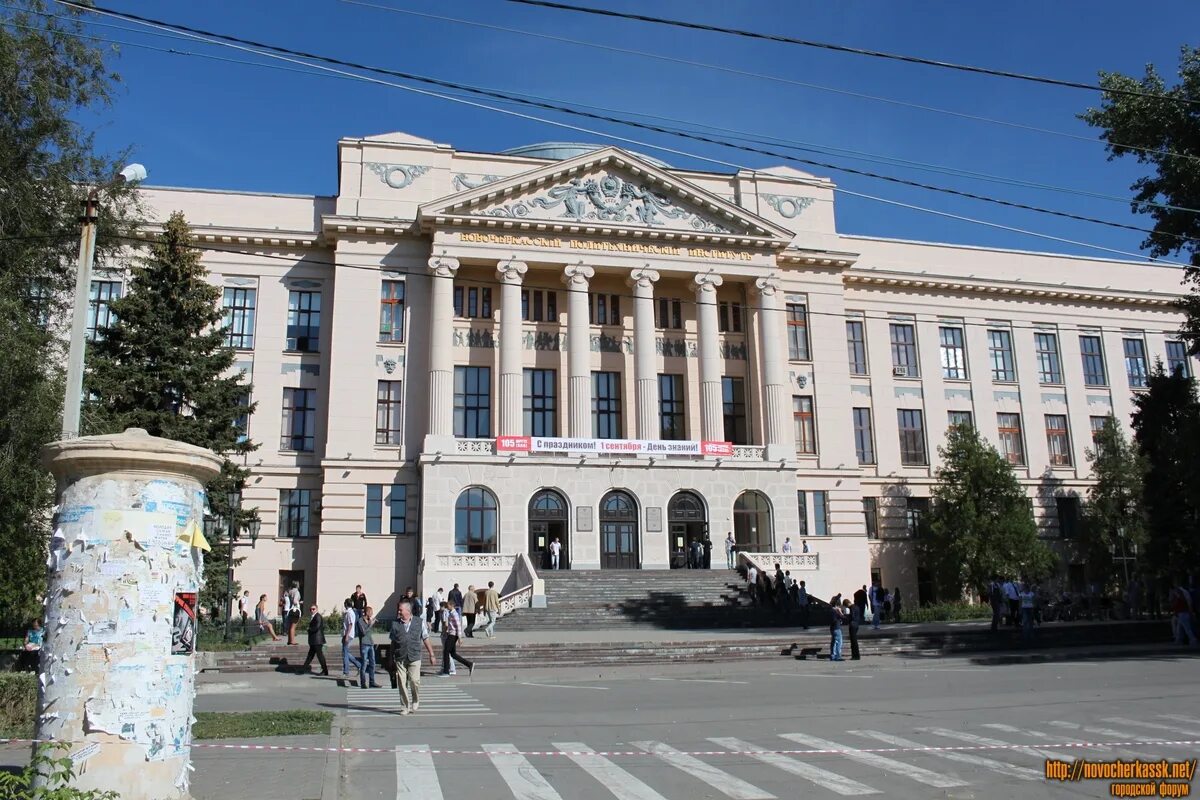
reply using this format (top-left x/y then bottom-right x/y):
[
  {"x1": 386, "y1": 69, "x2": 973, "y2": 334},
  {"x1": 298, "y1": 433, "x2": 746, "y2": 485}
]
[
  {"x1": 0, "y1": 0, "x2": 139, "y2": 628},
  {"x1": 1131, "y1": 363, "x2": 1200, "y2": 579},
  {"x1": 0, "y1": 672, "x2": 36, "y2": 739},
  {"x1": 84, "y1": 213, "x2": 257, "y2": 616},
  {"x1": 1081, "y1": 416, "x2": 1146, "y2": 590},
  {"x1": 901, "y1": 602, "x2": 991, "y2": 624},
  {"x1": 1080, "y1": 47, "x2": 1200, "y2": 356},
  {"x1": 0, "y1": 744, "x2": 119, "y2": 800},
  {"x1": 918, "y1": 425, "x2": 1056, "y2": 600},
  {"x1": 192, "y1": 710, "x2": 333, "y2": 740}
]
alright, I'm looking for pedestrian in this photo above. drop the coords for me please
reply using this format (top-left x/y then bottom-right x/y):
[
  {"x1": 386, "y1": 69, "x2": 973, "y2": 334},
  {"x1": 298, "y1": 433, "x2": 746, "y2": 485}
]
[
  {"x1": 882, "y1": 590, "x2": 893, "y2": 623},
  {"x1": 892, "y1": 587, "x2": 903, "y2": 623},
  {"x1": 845, "y1": 599, "x2": 862, "y2": 660},
  {"x1": 759, "y1": 569, "x2": 773, "y2": 609},
  {"x1": 746, "y1": 563, "x2": 759, "y2": 605},
  {"x1": 237, "y1": 590, "x2": 250, "y2": 629},
  {"x1": 351, "y1": 584, "x2": 368, "y2": 616},
  {"x1": 869, "y1": 581, "x2": 882, "y2": 630},
  {"x1": 254, "y1": 594, "x2": 280, "y2": 641},
  {"x1": 426, "y1": 590, "x2": 438, "y2": 632},
  {"x1": 389, "y1": 599, "x2": 435, "y2": 715},
  {"x1": 1002, "y1": 577, "x2": 1019, "y2": 627},
  {"x1": 18, "y1": 619, "x2": 42, "y2": 672},
  {"x1": 853, "y1": 584, "x2": 868, "y2": 626},
  {"x1": 1170, "y1": 580, "x2": 1198, "y2": 646},
  {"x1": 782, "y1": 537, "x2": 793, "y2": 554},
  {"x1": 801, "y1": 540, "x2": 809, "y2": 554},
  {"x1": 481, "y1": 581, "x2": 501, "y2": 637},
  {"x1": 549, "y1": 537, "x2": 562, "y2": 569},
  {"x1": 281, "y1": 587, "x2": 295, "y2": 645},
  {"x1": 829, "y1": 595, "x2": 844, "y2": 662},
  {"x1": 989, "y1": 577, "x2": 1004, "y2": 633},
  {"x1": 463, "y1": 584, "x2": 477, "y2": 637},
  {"x1": 1019, "y1": 582, "x2": 1036, "y2": 641},
  {"x1": 401, "y1": 586, "x2": 423, "y2": 620},
  {"x1": 796, "y1": 580, "x2": 809, "y2": 629},
  {"x1": 689, "y1": 538, "x2": 702, "y2": 569},
  {"x1": 438, "y1": 601, "x2": 475, "y2": 677},
  {"x1": 342, "y1": 598, "x2": 363, "y2": 679},
  {"x1": 286, "y1": 582, "x2": 302, "y2": 645},
  {"x1": 301, "y1": 604, "x2": 328, "y2": 675},
  {"x1": 725, "y1": 532, "x2": 736, "y2": 569},
  {"x1": 774, "y1": 563, "x2": 787, "y2": 609},
  {"x1": 448, "y1": 583, "x2": 464, "y2": 612},
  {"x1": 702, "y1": 534, "x2": 712, "y2": 569},
  {"x1": 358, "y1": 605, "x2": 381, "y2": 688}
]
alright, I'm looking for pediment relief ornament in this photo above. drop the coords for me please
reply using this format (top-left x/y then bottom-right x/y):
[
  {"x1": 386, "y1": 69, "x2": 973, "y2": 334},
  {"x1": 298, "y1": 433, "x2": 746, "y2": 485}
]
[{"x1": 479, "y1": 171, "x2": 733, "y2": 234}]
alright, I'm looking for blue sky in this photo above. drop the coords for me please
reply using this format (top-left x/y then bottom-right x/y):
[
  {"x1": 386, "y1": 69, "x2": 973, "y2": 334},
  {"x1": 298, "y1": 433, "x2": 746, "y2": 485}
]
[{"x1": 70, "y1": 1, "x2": 1200, "y2": 264}]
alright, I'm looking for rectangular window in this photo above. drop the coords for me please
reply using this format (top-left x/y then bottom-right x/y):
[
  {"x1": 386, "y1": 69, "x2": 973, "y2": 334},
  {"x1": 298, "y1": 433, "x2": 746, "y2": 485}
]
[
  {"x1": 948, "y1": 410, "x2": 974, "y2": 429},
  {"x1": 813, "y1": 491, "x2": 829, "y2": 536},
  {"x1": 723, "y1": 377, "x2": 748, "y2": 445},
  {"x1": 521, "y1": 289, "x2": 557, "y2": 322},
  {"x1": 1056, "y1": 496, "x2": 1080, "y2": 539},
  {"x1": 280, "y1": 388, "x2": 316, "y2": 452},
  {"x1": 222, "y1": 287, "x2": 257, "y2": 349},
  {"x1": 905, "y1": 497, "x2": 929, "y2": 537},
  {"x1": 1090, "y1": 415, "x2": 1109, "y2": 442},
  {"x1": 658, "y1": 374, "x2": 685, "y2": 440},
  {"x1": 453, "y1": 366, "x2": 491, "y2": 438},
  {"x1": 589, "y1": 293, "x2": 621, "y2": 326},
  {"x1": 988, "y1": 329, "x2": 1016, "y2": 382},
  {"x1": 889, "y1": 323, "x2": 919, "y2": 377},
  {"x1": 718, "y1": 301, "x2": 743, "y2": 333},
  {"x1": 1124, "y1": 337, "x2": 1149, "y2": 388},
  {"x1": 997, "y1": 413, "x2": 1026, "y2": 465},
  {"x1": 655, "y1": 297, "x2": 683, "y2": 330},
  {"x1": 286, "y1": 290, "x2": 321, "y2": 352},
  {"x1": 523, "y1": 369, "x2": 557, "y2": 437},
  {"x1": 1045, "y1": 414, "x2": 1071, "y2": 467},
  {"x1": 390, "y1": 484, "x2": 415, "y2": 535},
  {"x1": 796, "y1": 490, "x2": 808, "y2": 537},
  {"x1": 365, "y1": 485, "x2": 383, "y2": 535},
  {"x1": 453, "y1": 284, "x2": 493, "y2": 319},
  {"x1": 793, "y1": 396, "x2": 816, "y2": 455},
  {"x1": 375, "y1": 380, "x2": 403, "y2": 445},
  {"x1": 852, "y1": 407, "x2": 874, "y2": 464},
  {"x1": 1034, "y1": 332, "x2": 1062, "y2": 384},
  {"x1": 846, "y1": 318, "x2": 868, "y2": 375},
  {"x1": 278, "y1": 489, "x2": 314, "y2": 538},
  {"x1": 366, "y1": 484, "x2": 416, "y2": 535},
  {"x1": 939, "y1": 326, "x2": 968, "y2": 380},
  {"x1": 863, "y1": 497, "x2": 878, "y2": 540},
  {"x1": 233, "y1": 392, "x2": 251, "y2": 444},
  {"x1": 897, "y1": 409, "x2": 927, "y2": 466},
  {"x1": 592, "y1": 371, "x2": 622, "y2": 439},
  {"x1": 87, "y1": 280, "x2": 121, "y2": 341},
  {"x1": 787, "y1": 303, "x2": 810, "y2": 361},
  {"x1": 1079, "y1": 334, "x2": 1107, "y2": 386},
  {"x1": 1166, "y1": 340, "x2": 1192, "y2": 378},
  {"x1": 379, "y1": 280, "x2": 405, "y2": 342}
]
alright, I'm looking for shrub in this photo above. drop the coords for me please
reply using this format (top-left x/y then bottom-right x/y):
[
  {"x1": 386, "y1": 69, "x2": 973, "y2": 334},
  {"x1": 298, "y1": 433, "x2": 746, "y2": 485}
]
[
  {"x1": 903, "y1": 602, "x2": 991, "y2": 624},
  {"x1": 0, "y1": 672, "x2": 36, "y2": 739},
  {"x1": 0, "y1": 743, "x2": 118, "y2": 799}
]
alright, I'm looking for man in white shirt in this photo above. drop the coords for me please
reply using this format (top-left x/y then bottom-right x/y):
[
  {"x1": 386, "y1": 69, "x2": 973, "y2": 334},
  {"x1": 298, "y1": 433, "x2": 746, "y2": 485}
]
[
  {"x1": 724, "y1": 532, "x2": 736, "y2": 569},
  {"x1": 389, "y1": 600, "x2": 436, "y2": 714},
  {"x1": 747, "y1": 564, "x2": 759, "y2": 605},
  {"x1": 1002, "y1": 578, "x2": 1019, "y2": 627},
  {"x1": 549, "y1": 537, "x2": 562, "y2": 570},
  {"x1": 781, "y1": 537, "x2": 793, "y2": 554},
  {"x1": 341, "y1": 598, "x2": 362, "y2": 679}
]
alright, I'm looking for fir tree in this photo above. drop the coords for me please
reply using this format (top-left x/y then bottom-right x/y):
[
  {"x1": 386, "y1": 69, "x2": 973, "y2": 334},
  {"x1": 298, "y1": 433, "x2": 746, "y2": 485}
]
[
  {"x1": 918, "y1": 424, "x2": 1056, "y2": 601},
  {"x1": 1081, "y1": 416, "x2": 1145, "y2": 591},
  {"x1": 85, "y1": 212, "x2": 257, "y2": 618}
]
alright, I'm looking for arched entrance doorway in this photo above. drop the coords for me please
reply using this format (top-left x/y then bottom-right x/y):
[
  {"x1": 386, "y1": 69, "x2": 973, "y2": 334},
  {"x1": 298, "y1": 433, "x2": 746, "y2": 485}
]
[
  {"x1": 528, "y1": 489, "x2": 569, "y2": 570},
  {"x1": 599, "y1": 490, "x2": 639, "y2": 569},
  {"x1": 668, "y1": 491, "x2": 709, "y2": 569},
  {"x1": 733, "y1": 491, "x2": 772, "y2": 554}
]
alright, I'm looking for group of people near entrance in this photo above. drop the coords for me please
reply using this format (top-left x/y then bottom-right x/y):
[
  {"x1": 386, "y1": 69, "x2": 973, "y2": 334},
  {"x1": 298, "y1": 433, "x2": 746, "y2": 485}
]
[{"x1": 826, "y1": 582, "x2": 899, "y2": 661}]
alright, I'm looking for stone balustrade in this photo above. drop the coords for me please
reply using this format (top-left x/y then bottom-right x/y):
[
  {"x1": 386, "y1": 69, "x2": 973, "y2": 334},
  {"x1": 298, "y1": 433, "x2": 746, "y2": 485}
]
[
  {"x1": 738, "y1": 550, "x2": 819, "y2": 572},
  {"x1": 434, "y1": 552, "x2": 516, "y2": 571}
]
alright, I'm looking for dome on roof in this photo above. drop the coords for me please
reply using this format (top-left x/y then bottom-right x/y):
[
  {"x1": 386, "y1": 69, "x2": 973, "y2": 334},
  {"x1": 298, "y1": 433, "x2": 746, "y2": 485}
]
[{"x1": 500, "y1": 142, "x2": 671, "y2": 168}]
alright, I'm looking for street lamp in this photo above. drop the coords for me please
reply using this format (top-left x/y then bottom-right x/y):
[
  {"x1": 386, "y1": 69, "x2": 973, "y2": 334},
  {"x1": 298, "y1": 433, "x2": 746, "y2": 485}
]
[
  {"x1": 61, "y1": 163, "x2": 148, "y2": 439},
  {"x1": 204, "y1": 496, "x2": 260, "y2": 641}
]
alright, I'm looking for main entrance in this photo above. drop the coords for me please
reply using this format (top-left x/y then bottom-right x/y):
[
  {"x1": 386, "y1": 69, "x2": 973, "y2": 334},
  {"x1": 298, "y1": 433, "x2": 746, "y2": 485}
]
[
  {"x1": 668, "y1": 491, "x2": 709, "y2": 569},
  {"x1": 528, "y1": 489, "x2": 569, "y2": 570},
  {"x1": 599, "y1": 490, "x2": 639, "y2": 569}
]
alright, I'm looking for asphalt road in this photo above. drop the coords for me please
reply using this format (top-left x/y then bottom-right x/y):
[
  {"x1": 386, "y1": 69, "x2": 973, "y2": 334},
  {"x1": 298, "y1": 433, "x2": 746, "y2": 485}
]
[{"x1": 322, "y1": 652, "x2": 1200, "y2": 800}]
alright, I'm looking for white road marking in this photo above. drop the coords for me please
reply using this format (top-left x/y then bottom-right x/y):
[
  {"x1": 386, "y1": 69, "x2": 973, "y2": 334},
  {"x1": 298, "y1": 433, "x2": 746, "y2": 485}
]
[
  {"x1": 554, "y1": 742, "x2": 669, "y2": 800},
  {"x1": 846, "y1": 730, "x2": 1039, "y2": 781},
  {"x1": 877, "y1": 667, "x2": 989, "y2": 673},
  {"x1": 632, "y1": 741, "x2": 775, "y2": 800},
  {"x1": 483, "y1": 743, "x2": 563, "y2": 800},
  {"x1": 647, "y1": 677, "x2": 749, "y2": 685},
  {"x1": 1160, "y1": 714, "x2": 1200, "y2": 726},
  {"x1": 982, "y1": 723, "x2": 1113, "y2": 751},
  {"x1": 768, "y1": 673, "x2": 874, "y2": 679},
  {"x1": 520, "y1": 682, "x2": 610, "y2": 691},
  {"x1": 1104, "y1": 717, "x2": 1200, "y2": 736},
  {"x1": 348, "y1": 685, "x2": 491, "y2": 716},
  {"x1": 708, "y1": 736, "x2": 879, "y2": 796},
  {"x1": 779, "y1": 732, "x2": 967, "y2": 789},
  {"x1": 394, "y1": 745, "x2": 443, "y2": 800},
  {"x1": 1047, "y1": 720, "x2": 1168, "y2": 742},
  {"x1": 917, "y1": 727, "x2": 1061, "y2": 761}
]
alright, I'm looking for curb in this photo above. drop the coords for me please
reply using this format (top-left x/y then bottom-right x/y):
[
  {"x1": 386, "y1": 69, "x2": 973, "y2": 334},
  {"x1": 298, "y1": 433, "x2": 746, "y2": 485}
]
[{"x1": 321, "y1": 715, "x2": 343, "y2": 800}]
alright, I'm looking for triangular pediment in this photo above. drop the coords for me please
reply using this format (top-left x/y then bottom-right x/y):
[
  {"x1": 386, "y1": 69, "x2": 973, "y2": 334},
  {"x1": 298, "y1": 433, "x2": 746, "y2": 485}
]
[{"x1": 419, "y1": 147, "x2": 792, "y2": 244}]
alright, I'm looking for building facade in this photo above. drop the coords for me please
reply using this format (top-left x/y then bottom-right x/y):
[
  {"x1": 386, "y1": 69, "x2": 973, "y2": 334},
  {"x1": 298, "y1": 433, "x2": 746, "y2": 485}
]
[{"x1": 116, "y1": 131, "x2": 1192, "y2": 614}]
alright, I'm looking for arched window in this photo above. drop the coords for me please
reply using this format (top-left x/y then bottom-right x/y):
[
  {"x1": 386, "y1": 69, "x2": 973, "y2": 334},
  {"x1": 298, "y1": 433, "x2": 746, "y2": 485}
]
[
  {"x1": 599, "y1": 490, "x2": 638, "y2": 569},
  {"x1": 667, "y1": 491, "x2": 706, "y2": 522},
  {"x1": 455, "y1": 487, "x2": 498, "y2": 553},
  {"x1": 733, "y1": 490, "x2": 772, "y2": 552},
  {"x1": 529, "y1": 489, "x2": 567, "y2": 520},
  {"x1": 600, "y1": 490, "x2": 636, "y2": 521}
]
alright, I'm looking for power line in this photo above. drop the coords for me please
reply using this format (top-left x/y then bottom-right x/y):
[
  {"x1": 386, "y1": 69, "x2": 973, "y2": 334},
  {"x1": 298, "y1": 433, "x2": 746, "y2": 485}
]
[
  {"x1": 506, "y1": 0, "x2": 1200, "y2": 108},
  {"x1": 53, "y1": 2, "x2": 1200, "y2": 250},
  {"x1": 344, "y1": 0, "x2": 1200, "y2": 167},
  {"x1": 54, "y1": 2, "x2": 1189, "y2": 266}
]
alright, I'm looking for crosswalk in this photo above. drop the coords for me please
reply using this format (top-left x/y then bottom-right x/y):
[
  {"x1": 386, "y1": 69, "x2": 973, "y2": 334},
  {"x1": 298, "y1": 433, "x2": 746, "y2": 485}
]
[
  {"x1": 345, "y1": 682, "x2": 493, "y2": 716},
  {"x1": 379, "y1": 714, "x2": 1200, "y2": 798}
]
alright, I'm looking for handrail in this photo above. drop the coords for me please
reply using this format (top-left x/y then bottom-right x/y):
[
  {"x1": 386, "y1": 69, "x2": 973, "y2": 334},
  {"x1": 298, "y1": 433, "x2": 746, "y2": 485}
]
[{"x1": 499, "y1": 584, "x2": 534, "y2": 615}]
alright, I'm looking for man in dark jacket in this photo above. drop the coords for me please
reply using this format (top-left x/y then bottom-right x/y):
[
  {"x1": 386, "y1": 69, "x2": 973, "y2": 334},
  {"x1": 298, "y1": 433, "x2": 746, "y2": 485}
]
[
  {"x1": 351, "y1": 585, "x2": 368, "y2": 616},
  {"x1": 301, "y1": 604, "x2": 328, "y2": 675},
  {"x1": 448, "y1": 583, "x2": 464, "y2": 612}
]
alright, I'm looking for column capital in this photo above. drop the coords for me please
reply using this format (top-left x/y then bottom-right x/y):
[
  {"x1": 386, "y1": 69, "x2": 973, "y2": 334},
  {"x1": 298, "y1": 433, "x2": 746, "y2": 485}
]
[
  {"x1": 428, "y1": 255, "x2": 460, "y2": 279},
  {"x1": 497, "y1": 259, "x2": 528, "y2": 284},
  {"x1": 754, "y1": 275, "x2": 782, "y2": 297},
  {"x1": 693, "y1": 272, "x2": 724, "y2": 294},
  {"x1": 563, "y1": 263, "x2": 595, "y2": 288},
  {"x1": 627, "y1": 266, "x2": 661, "y2": 290}
]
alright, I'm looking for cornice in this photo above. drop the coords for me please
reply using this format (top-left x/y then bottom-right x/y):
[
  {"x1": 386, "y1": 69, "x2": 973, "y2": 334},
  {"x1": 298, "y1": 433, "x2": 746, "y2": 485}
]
[
  {"x1": 321, "y1": 215, "x2": 420, "y2": 241},
  {"x1": 844, "y1": 270, "x2": 1181, "y2": 308},
  {"x1": 130, "y1": 226, "x2": 323, "y2": 250},
  {"x1": 778, "y1": 248, "x2": 858, "y2": 269}
]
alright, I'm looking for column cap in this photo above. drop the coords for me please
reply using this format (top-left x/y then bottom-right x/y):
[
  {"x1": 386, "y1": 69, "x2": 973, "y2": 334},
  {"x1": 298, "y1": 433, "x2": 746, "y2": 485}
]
[
  {"x1": 563, "y1": 263, "x2": 595, "y2": 287},
  {"x1": 41, "y1": 428, "x2": 223, "y2": 484},
  {"x1": 627, "y1": 267, "x2": 661, "y2": 289},
  {"x1": 754, "y1": 275, "x2": 782, "y2": 296},
  {"x1": 693, "y1": 272, "x2": 724, "y2": 292},
  {"x1": 428, "y1": 255, "x2": 461, "y2": 278},
  {"x1": 497, "y1": 260, "x2": 529, "y2": 284}
]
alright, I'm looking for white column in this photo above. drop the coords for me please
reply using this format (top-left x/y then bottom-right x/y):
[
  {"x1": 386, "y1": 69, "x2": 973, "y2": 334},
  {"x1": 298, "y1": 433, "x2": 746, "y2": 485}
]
[
  {"x1": 425, "y1": 255, "x2": 460, "y2": 450},
  {"x1": 628, "y1": 267, "x2": 661, "y2": 440},
  {"x1": 564, "y1": 263, "x2": 595, "y2": 438},
  {"x1": 497, "y1": 260, "x2": 528, "y2": 436},
  {"x1": 694, "y1": 272, "x2": 725, "y2": 441},
  {"x1": 754, "y1": 276, "x2": 793, "y2": 460}
]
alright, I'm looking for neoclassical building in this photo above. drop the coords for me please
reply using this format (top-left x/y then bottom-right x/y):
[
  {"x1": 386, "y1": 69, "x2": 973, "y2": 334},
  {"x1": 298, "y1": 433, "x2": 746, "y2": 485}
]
[{"x1": 117, "y1": 131, "x2": 1192, "y2": 613}]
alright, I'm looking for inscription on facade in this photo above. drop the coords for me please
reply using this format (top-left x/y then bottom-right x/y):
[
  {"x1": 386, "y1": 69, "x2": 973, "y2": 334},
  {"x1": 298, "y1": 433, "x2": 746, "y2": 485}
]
[
  {"x1": 453, "y1": 328, "x2": 743, "y2": 359},
  {"x1": 459, "y1": 232, "x2": 755, "y2": 261}
]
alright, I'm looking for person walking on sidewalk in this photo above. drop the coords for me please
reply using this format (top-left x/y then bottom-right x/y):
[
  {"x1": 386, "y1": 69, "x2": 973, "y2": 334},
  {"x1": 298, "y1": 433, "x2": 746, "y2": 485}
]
[
  {"x1": 238, "y1": 591, "x2": 250, "y2": 630},
  {"x1": 301, "y1": 604, "x2": 328, "y2": 675},
  {"x1": 1019, "y1": 582, "x2": 1037, "y2": 642},
  {"x1": 358, "y1": 605, "x2": 380, "y2": 688},
  {"x1": 341, "y1": 598, "x2": 363, "y2": 679},
  {"x1": 796, "y1": 580, "x2": 809, "y2": 629},
  {"x1": 389, "y1": 600, "x2": 435, "y2": 715},
  {"x1": 481, "y1": 581, "x2": 501, "y2": 637},
  {"x1": 829, "y1": 595, "x2": 845, "y2": 662},
  {"x1": 1170, "y1": 580, "x2": 1198, "y2": 646},
  {"x1": 989, "y1": 577, "x2": 1004, "y2": 633},
  {"x1": 448, "y1": 583, "x2": 464, "y2": 613},
  {"x1": 286, "y1": 582, "x2": 302, "y2": 646},
  {"x1": 725, "y1": 532, "x2": 736, "y2": 569},
  {"x1": 438, "y1": 601, "x2": 475, "y2": 677},
  {"x1": 868, "y1": 581, "x2": 882, "y2": 630},
  {"x1": 549, "y1": 537, "x2": 562, "y2": 569},
  {"x1": 846, "y1": 598, "x2": 862, "y2": 660},
  {"x1": 282, "y1": 587, "x2": 295, "y2": 645},
  {"x1": 462, "y1": 584, "x2": 478, "y2": 637}
]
